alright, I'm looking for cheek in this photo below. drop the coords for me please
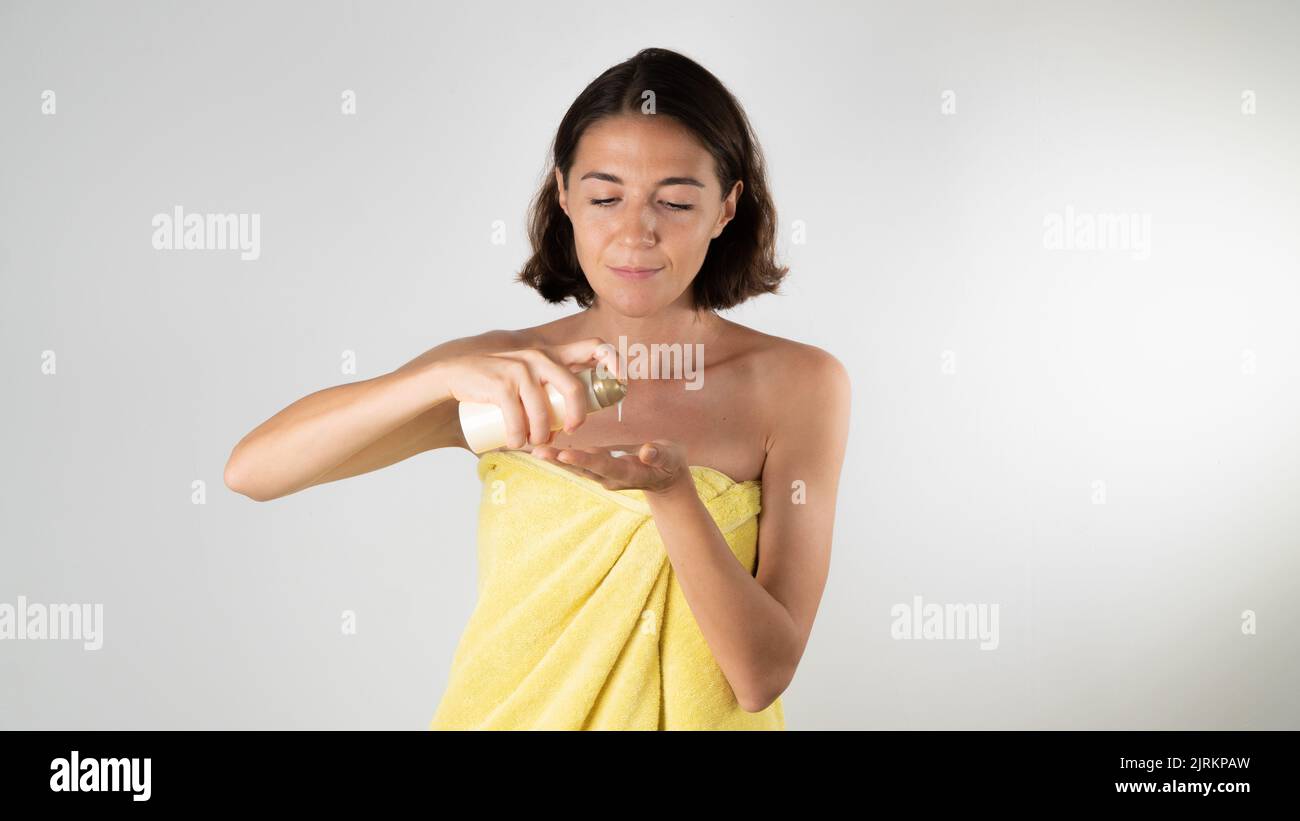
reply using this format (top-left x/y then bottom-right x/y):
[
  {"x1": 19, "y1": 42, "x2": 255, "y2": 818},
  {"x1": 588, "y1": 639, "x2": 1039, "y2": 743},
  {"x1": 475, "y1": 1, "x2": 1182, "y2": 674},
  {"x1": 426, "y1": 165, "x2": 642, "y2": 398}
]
[
  {"x1": 670, "y1": 211, "x2": 713, "y2": 243},
  {"x1": 572, "y1": 211, "x2": 617, "y2": 245},
  {"x1": 667, "y1": 218, "x2": 713, "y2": 256},
  {"x1": 567, "y1": 217, "x2": 598, "y2": 253},
  {"x1": 574, "y1": 205, "x2": 619, "y2": 226}
]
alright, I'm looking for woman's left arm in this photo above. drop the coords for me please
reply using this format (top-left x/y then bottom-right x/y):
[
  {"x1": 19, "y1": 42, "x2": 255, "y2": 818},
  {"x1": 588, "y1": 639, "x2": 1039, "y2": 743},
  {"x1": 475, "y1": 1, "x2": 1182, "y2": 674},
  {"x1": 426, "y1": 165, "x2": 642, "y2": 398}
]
[{"x1": 644, "y1": 348, "x2": 851, "y2": 712}]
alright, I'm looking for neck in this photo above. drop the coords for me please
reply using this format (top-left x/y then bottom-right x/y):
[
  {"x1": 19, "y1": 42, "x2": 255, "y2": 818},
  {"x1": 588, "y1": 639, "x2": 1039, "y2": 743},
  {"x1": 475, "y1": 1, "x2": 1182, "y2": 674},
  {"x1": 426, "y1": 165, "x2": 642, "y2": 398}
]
[{"x1": 576, "y1": 297, "x2": 723, "y2": 350}]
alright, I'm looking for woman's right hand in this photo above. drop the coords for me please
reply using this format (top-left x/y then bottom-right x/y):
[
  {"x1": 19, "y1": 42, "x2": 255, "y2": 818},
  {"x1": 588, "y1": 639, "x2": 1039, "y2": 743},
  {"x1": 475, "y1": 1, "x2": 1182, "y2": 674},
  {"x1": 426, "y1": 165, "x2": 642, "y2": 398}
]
[
  {"x1": 437, "y1": 337, "x2": 622, "y2": 449},
  {"x1": 224, "y1": 331, "x2": 620, "y2": 502}
]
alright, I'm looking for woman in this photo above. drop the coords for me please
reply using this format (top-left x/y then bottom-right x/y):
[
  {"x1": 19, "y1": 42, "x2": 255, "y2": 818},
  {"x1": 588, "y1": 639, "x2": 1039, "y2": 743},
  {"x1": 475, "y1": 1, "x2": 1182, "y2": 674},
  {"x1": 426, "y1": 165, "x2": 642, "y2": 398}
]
[{"x1": 224, "y1": 47, "x2": 850, "y2": 730}]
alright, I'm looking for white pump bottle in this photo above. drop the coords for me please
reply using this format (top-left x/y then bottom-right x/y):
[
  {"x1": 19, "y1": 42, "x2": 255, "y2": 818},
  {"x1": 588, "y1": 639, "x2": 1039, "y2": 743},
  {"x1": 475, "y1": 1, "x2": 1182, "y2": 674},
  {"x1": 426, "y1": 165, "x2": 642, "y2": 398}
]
[{"x1": 457, "y1": 367, "x2": 628, "y2": 454}]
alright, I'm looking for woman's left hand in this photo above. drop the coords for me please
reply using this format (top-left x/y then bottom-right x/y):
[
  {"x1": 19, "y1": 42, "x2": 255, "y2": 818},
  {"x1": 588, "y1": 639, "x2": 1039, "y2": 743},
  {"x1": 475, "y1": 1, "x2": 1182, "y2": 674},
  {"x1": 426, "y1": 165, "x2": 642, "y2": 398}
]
[{"x1": 528, "y1": 439, "x2": 690, "y2": 495}]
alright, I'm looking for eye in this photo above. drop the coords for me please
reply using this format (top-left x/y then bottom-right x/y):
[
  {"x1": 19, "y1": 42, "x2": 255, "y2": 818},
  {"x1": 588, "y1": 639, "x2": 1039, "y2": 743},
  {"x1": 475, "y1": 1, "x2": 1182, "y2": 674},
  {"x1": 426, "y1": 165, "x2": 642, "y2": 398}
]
[{"x1": 587, "y1": 198, "x2": 693, "y2": 211}]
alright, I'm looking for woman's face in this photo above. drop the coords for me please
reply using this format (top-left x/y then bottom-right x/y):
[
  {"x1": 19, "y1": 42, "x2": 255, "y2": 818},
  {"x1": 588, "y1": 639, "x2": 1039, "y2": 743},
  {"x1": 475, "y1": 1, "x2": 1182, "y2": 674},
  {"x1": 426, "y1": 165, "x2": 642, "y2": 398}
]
[{"x1": 556, "y1": 113, "x2": 742, "y2": 317}]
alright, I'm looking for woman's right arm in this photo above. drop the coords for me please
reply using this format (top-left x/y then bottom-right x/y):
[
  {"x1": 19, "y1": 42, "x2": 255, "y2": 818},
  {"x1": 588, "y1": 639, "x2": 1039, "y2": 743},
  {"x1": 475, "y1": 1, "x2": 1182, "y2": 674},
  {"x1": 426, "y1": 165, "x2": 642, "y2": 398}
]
[
  {"x1": 221, "y1": 330, "x2": 509, "y2": 502},
  {"x1": 223, "y1": 331, "x2": 617, "y2": 502}
]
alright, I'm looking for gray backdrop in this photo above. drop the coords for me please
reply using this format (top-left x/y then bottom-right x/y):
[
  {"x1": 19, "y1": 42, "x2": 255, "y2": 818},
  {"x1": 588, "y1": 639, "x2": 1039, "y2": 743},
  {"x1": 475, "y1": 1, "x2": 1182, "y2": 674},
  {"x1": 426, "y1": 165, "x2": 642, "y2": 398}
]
[{"x1": 2, "y1": 0, "x2": 1296, "y2": 729}]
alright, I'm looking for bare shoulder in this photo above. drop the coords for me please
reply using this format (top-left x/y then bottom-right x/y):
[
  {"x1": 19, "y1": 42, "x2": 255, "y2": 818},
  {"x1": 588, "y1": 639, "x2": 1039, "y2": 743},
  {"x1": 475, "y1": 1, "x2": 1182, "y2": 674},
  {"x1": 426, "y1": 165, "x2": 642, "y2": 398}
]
[
  {"x1": 721, "y1": 323, "x2": 851, "y2": 454},
  {"x1": 394, "y1": 327, "x2": 528, "y2": 374},
  {"x1": 508, "y1": 316, "x2": 583, "y2": 349},
  {"x1": 725, "y1": 322, "x2": 850, "y2": 399}
]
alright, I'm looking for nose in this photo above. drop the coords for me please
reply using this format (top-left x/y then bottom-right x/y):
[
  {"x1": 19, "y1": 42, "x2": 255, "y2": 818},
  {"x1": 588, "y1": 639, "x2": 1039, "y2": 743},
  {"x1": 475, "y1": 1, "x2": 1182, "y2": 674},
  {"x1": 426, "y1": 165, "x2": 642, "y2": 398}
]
[{"x1": 618, "y1": 200, "x2": 656, "y2": 248}]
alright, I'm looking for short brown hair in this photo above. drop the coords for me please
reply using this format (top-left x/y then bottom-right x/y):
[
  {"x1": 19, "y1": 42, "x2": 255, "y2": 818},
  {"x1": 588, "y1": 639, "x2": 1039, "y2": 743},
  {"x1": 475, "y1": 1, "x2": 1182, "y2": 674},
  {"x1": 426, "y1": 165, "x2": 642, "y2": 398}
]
[{"x1": 517, "y1": 48, "x2": 788, "y2": 311}]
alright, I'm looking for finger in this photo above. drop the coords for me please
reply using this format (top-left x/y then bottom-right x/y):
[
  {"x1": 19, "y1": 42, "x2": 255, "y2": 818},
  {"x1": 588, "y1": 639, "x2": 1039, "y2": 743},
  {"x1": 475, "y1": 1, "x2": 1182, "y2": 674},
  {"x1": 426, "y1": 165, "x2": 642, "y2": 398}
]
[
  {"x1": 637, "y1": 442, "x2": 662, "y2": 465},
  {"x1": 533, "y1": 355, "x2": 591, "y2": 433},
  {"x1": 500, "y1": 352, "x2": 559, "y2": 446},
  {"x1": 530, "y1": 444, "x2": 559, "y2": 460},
  {"x1": 543, "y1": 453, "x2": 606, "y2": 484},
  {"x1": 565, "y1": 463, "x2": 607, "y2": 484},
  {"x1": 602, "y1": 444, "x2": 662, "y2": 467},
  {"x1": 495, "y1": 384, "x2": 530, "y2": 450},
  {"x1": 557, "y1": 447, "x2": 634, "y2": 481},
  {"x1": 554, "y1": 448, "x2": 597, "y2": 472},
  {"x1": 550, "y1": 337, "x2": 621, "y2": 382},
  {"x1": 515, "y1": 375, "x2": 555, "y2": 446}
]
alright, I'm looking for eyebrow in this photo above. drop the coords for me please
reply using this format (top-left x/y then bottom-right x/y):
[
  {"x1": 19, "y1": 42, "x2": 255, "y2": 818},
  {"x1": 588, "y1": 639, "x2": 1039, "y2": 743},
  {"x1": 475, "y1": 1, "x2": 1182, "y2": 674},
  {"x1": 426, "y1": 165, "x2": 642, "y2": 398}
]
[{"x1": 578, "y1": 171, "x2": 706, "y2": 189}]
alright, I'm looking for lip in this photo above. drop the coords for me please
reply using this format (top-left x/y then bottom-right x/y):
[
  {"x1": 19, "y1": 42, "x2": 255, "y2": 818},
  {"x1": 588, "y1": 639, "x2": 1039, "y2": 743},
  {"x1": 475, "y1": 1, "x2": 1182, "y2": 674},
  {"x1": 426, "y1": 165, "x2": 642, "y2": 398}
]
[{"x1": 608, "y1": 265, "x2": 663, "y2": 280}]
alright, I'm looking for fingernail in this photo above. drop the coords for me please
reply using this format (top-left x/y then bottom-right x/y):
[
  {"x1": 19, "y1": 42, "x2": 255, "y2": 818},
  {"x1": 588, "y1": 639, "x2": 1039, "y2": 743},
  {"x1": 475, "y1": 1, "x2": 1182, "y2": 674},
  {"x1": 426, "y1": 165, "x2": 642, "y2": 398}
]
[{"x1": 644, "y1": 447, "x2": 658, "y2": 460}]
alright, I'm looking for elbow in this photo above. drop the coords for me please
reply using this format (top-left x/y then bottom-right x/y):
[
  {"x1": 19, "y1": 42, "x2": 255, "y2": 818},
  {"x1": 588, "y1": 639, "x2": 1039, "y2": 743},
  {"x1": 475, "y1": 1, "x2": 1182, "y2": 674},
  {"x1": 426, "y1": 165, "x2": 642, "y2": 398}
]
[
  {"x1": 737, "y1": 684, "x2": 784, "y2": 714},
  {"x1": 737, "y1": 693, "x2": 774, "y2": 714},
  {"x1": 736, "y1": 661, "x2": 796, "y2": 714},
  {"x1": 736, "y1": 618, "x2": 802, "y2": 713},
  {"x1": 224, "y1": 448, "x2": 268, "y2": 502}
]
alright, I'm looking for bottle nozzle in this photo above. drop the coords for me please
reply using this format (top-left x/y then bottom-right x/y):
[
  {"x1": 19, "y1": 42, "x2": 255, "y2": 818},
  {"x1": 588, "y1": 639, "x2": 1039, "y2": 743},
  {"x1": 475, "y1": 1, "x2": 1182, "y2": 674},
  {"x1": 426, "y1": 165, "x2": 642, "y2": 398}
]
[{"x1": 591, "y1": 373, "x2": 628, "y2": 408}]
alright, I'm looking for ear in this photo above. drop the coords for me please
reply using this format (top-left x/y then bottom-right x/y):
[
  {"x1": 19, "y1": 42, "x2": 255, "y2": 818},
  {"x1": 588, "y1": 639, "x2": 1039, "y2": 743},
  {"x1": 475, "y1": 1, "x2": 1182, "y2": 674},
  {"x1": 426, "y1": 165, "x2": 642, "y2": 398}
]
[
  {"x1": 711, "y1": 179, "x2": 743, "y2": 239},
  {"x1": 555, "y1": 167, "x2": 568, "y2": 216}
]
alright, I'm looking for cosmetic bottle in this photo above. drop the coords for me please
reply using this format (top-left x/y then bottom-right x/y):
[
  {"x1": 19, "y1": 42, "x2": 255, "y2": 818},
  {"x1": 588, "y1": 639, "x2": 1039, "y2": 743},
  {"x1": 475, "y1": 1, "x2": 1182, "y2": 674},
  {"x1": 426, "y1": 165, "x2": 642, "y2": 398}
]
[{"x1": 458, "y1": 367, "x2": 628, "y2": 454}]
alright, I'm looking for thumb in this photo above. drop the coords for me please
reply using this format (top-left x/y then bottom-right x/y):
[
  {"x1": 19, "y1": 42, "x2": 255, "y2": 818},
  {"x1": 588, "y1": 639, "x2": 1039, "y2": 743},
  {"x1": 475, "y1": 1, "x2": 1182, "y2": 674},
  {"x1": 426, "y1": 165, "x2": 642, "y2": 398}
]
[{"x1": 639, "y1": 443, "x2": 661, "y2": 464}]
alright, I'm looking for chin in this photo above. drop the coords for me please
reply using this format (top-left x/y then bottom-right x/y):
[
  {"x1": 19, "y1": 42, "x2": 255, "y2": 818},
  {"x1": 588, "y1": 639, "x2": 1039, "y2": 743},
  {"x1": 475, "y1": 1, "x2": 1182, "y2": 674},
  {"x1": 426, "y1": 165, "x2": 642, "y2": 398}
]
[{"x1": 596, "y1": 289, "x2": 665, "y2": 318}]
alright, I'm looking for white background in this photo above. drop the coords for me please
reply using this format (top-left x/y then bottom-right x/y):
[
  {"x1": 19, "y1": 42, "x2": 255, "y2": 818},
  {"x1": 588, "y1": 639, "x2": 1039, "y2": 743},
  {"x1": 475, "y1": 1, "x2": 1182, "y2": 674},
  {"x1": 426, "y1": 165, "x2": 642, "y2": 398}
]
[{"x1": 2, "y1": 0, "x2": 1297, "y2": 729}]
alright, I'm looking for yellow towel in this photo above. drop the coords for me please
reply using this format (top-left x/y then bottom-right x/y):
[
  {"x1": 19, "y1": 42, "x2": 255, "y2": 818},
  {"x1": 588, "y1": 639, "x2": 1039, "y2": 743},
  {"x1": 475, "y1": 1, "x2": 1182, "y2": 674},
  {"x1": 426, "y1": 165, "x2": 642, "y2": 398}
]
[{"x1": 429, "y1": 448, "x2": 785, "y2": 730}]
